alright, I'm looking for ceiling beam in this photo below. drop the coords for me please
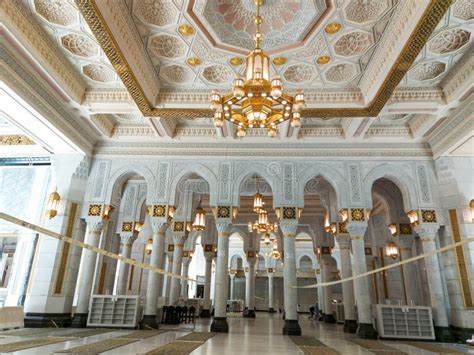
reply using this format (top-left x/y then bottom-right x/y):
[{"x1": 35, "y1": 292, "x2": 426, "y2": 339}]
[
  {"x1": 342, "y1": 117, "x2": 376, "y2": 139},
  {"x1": 149, "y1": 117, "x2": 176, "y2": 138}
]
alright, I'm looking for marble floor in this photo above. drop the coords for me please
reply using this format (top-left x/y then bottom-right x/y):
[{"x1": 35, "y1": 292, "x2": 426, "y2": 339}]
[{"x1": 0, "y1": 313, "x2": 472, "y2": 354}]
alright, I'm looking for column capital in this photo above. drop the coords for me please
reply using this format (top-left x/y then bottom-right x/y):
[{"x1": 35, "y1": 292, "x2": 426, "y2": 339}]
[
  {"x1": 280, "y1": 222, "x2": 298, "y2": 237},
  {"x1": 150, "y1": 221, "x2": 168, "y2": 235},
  {"x1": 347, "y1": 222, "x2": 367, "y2": 237},
  {"x1": 172, "y1": 234, "x2": 187, "y2": 246},
  {"x1": 182, "y1": 256, "x2": 192, "y2": 267},
  {"x1": 414, "y1": 224, "x2": 439, "y2": 240},
  {"x1": 216, "y1": 222, "x2": 231, "y2": 235},
  {"x1": 119, "y1": 233, "x2": 137, "y2": 246},
  {"x1": 335, "y1": 234, "x2": 351, "y2": 247},
  {"x1": 86, "y1": 221, "x2": 104, "y2": 234},
  {"x1": 204, "y1": 252, "x2": 214, "y2": 262},
  {"x1": 246, "y1": 257, "x2": 256, "y2": 267}
]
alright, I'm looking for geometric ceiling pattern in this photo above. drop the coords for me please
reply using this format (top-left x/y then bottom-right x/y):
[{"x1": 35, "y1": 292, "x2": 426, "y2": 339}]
[
  {"x1": 132, "y1": 0, "x2": 400, "y2": 89},
  {"x1": 25, "y1": 0, "x2": 123, "y2": 88},
  {"x1": 401, "y1": 2, "x2": 472, "y2": 86}
]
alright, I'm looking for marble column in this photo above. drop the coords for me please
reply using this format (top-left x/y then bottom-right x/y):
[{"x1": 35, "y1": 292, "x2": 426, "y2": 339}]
[
  {"x1": 114, "y1": 234, "x2": 137, "y2": 295},
  {"x1": 229, "y1": 273, "x2": 236, "y2": 300},
  {"x1": 347, "y1": 222, "x2": 377, "y2": 339},
  {"x1": 268, "y1": 271, "x2": 275, "y2": 312},
  {"x1": 168, "y1": 234, "x2": 186, "y2": 305},
  {"x1": 244, "y1": 257, "x2": 256, "y2": 318},
  {"x1": 336, "y1": 235, "x2": 357, "y2": 332},
  {"x1": 164, "y1": 254, "x2": 173, "y2": 301},
  {"x1": 399, "y1": 234, "x2": 419, "y2": 305},
  {"x1": 72, "y1": 221, "x2": 104, "y2": 327},
  {"x1": 281, "y1": 223, "x2": 302, "y2": 335},
  {"x1": 415, "y1": 225, "x2": 453, "y2": 341},
  {"x1": 315, "y1": 269, "x2": 324, "y2": 318},
  {"x1": 141, "y1": 222, "x2": 167, "y2": 329},
  {"x1": 321, "y1": 256, "x2": 336, "y2": 323},
  {"x1": 180, "y1": 256, "x2": 191, "y2": 300},
  {"x1": 201, "y1": 253, "x2": 213, "y2": 318},
  {"x1": 210, "y1": 223, "x2": 231, "y2": 333}
]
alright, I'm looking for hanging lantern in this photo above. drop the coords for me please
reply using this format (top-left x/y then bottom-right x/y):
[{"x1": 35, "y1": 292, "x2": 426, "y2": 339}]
[
  {"x1": 470, "y1": 200, "x2": 474, "y2": 222},
  {"x1": 45, "y1": 190, "x2": 60, "y2": 219},
  {"x1": 385, "y1": 241, "x2": 399, "y2": 260},
  {"x1": 253, "y1": 192, "x2": 263, "y2": 213},
  {"x1": 192, "y1": 207, "x2": 206, "y2": 231},
  {"x1": 263, "y1": 233, "x2": 270, "y2": 246},
  {"x1": 145, "y1": 238, "x2": 153, "y2": 255}
]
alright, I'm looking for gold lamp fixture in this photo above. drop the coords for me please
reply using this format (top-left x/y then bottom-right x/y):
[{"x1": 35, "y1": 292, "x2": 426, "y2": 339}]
[
  {"x1": 248, "y1": 208, "x2": 278, "y2": 234},
  {"x1": 46, "y1": 189, "x2": 60, "y2": 219},
  {"x1": 145, "y1": 238, "x2": 153, "y2": 255},
  {"x1": 192, "y1": 206, "x2": 206, "y2": 231},
  {"x1": 385, "y1": 241, "x2": 399, "y2": 260},
  {"x1": 210, "y1": 0, "x2": 305, "y2": 138},
  {"x1": 267, "y1": 239, "x2": 281, "y2": 259},
  {"x1": 253, "y1": 175, "x2": 263, "y2": 213}
]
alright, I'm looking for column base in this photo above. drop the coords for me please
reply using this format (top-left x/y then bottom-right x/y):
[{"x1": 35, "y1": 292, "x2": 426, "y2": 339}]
[
  {"x1": 200, "y1": 309, "x2": 211, "y2": 318},
  {"x1": 243, "y1": 310, "x2": 256, "y2": 318},
  {"x1": 24, "y1": 313, "x2": 72, "y2": 328},
  {"x1": 71, "y1": 313, "x2": 89, "y2": 328},
  {"x1": 324, "y1": 314, "x2": 336, "y2": 324},
  {"x1": 357, "y1": 323, "x2": 378, "y2": 339},
  {"x1": 343, "y1": 319, "x2": 358, "y2": 333},
  {"x1": 210, "y1": 317, "x2": 228, "y2": 333},
  {"x1": 268, "y1": 308, "x2": 276, "y2": 313},
  {"x1": 450, "y1": 325, "x2": 474, "y2": 343},
  {"x1": 140, "y1": 314, "x2": 159, "y2": 329},
  {"x1": 434, "y1": 326, "x2": 454, "y2": 342},
  {"x1": 282, "y1": 319, "x2": 302, "y2": 336}
]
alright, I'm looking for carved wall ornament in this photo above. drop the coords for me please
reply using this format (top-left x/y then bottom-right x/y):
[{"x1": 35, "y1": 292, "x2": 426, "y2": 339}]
[
  {"x1": 34, "y1": 0, "x2": 77, "y2": 26},
  {"x1": 160, "y1": 64, "x2": 194, "y2": 84},
  {"x1": 452, "y1": 0, "x2": 473, "y2": 21},
  {"x1": 152, "y1": 204, "x2": 166, "y2": 217},
  {"x1": 344, "y1": 0, "x2": 390, "y2": 24},
  {"x1": 350, "y1": 208, "x2": 365, "y2": 221},
  {"x1": 134, "y1": 0, "x2": 177, "y2": 27},
  {"x1": 409, "y1": 61, "x2": 446, "y2": 81},
  {"x1": 61, "y1": 33, "x2": 98, "y2": 57},
  {"x1": 364, "y1": 247, "x2": 372, "y2": 256},
  {"x1": 282, "y1": 207, "x2": 297, "y2": 220},
  {"x1": 283, "y1": 64, "x2": 316, "y2": 83},
  {"x1": 122, "y1": 222, "x2": 133, "y2": 232},
  {"x1": 0, "y1": 135, "x2": 35, "y2": 145},
  {"x1": 217, "y1": 206, "x2": 231, "y2": 219},
  {"x1": 334, "y1": 31, "x2": 374, "y2": 57},
  {"x1": 173, "y1": 221, "x2": 185, "y2": 232},
  {"x1": 88, "y1": 203, "x2": 102, "y2": 216},
  {"x1": 202, "y1": 65, "x2": 234, "y2": 84},
  {"x1": 83, "y1": 64, "x2": 115, "y2": 83},
  {"x1": 399, "y1": 223, "x2": 412, "y2": 235},
  {"x1": 429, "y1": 28, "x2": 470, "y2": 54},
  {"x1": 149, "y1": 34, "x2": 187, "y2": 59},
  {"x1": 168, "y1": 244, "x2": 174, "y2": 252},
  {"x1": 421, "y1": 209, "x2": 437, "y2": 223},
  {"x1": 325, "y1": 63, "x2": 358, "y2": 83},
  {"x1": 338, "y1": 220, "x2": 348, "y2": 234}
]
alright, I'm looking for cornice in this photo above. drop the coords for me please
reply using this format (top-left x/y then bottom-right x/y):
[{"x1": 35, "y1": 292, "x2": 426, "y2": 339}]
[
  {"x1": 1, "y1": 44, "x2": 96, "y2": 154},
  {"x1": 0, "y1": 1, "x2": 85, "y2": 103},
  {"x1": 93, "y1": 141, "x2": 433, "y2": 159},
  {"x1": 428, "y1": 97, "x2": 474, "y2": 159},
  {"x1": 298, "y1": 127, "x2": 344, "y2": 137},
  {"x1": 365, "y1": 126, "x2": 412, "y2": 138},
  {"x1": 388, "y1": 87, "x2": 445, "y2": 104},
  {"x1": 441, "y1": 48, "x2": 474, "y2": 103}
]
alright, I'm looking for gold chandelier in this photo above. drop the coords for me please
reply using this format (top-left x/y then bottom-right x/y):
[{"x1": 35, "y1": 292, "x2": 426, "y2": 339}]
[
  {"x1": 267, "y1": 239, "x2": 281, "y2": 260},
  {"x1": 210, "y1": 0, "x2": 305, "y2": 138},
  {"x1": 248, "y1": 208, "x2": 278, "y2": 234}
]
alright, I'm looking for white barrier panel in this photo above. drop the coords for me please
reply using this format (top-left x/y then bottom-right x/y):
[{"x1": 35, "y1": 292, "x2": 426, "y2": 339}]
[{"x1": 0, "y1": 307, "x2": 24, "y2": 329}]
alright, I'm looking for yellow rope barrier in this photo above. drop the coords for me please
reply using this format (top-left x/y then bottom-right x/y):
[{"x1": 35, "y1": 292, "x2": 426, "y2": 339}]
[
  {"x1": 0, "y1": 212, "x2": 197, "y2": 283},
  {"x1": 294, "y1": 235, "x2": 474, "y2": 289}
]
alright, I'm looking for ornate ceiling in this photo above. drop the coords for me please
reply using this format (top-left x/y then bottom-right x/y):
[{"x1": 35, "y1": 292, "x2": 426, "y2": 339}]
[{"x1": 0, "y1": 0, "x2": 472, "y2": 151}]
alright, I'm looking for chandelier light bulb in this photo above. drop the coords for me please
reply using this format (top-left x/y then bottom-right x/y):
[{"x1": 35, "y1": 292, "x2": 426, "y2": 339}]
[
  {"x1": 291, "y1": 118, "x2": 300, "y2": 128},
  {"x1": 268, "y1": 127, "x2": 278, "y2": 137},
  {"x1": 237, "y1": 127, "x2": 246, "y2": 138}
]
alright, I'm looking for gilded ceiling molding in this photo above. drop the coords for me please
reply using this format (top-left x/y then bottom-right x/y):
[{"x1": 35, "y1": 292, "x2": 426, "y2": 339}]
[
  {"x1": 0, "y1": 135, "x2": 35, "y2": 145},
  {"x1": 76, "y1": 0, "x2": 451, "y2": 119}
]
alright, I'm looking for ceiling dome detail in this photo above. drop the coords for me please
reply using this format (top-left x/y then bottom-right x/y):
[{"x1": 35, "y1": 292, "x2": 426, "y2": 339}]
[
  {"x1": 33, "y1": 0, "x2": 77, "y2": 26},
  {"x1": 83, "y1": 64, "x2": 115, "y2": 83},
  {"x1": 202, "y1": 65, "x2": 234, "y2": 84},
  {"x1": 409, "y1": 61, "x2": 446, "y2": 81},
  {"x1": 61, "y1": 33, "x2": 98, "y2": 57},
  {"x1": 148, "y1": 34, "x2": 187, "y2": 59},
  {"x1": 284, "y1": 64, "x2": 316, "y2": 83},
  {"x1": 429, "y1": 28, "x2": 470, "y2": 54},
  {"x1": 160, "y1": 65, "x2": 195, "y2": 84},
  {"x1": 325, "y1": 63, "x2": 358, "y2": 83},
  {"x1": 344, "y1": 0, "x2": 390, "y2": 24},
  {"x1": 134, "y1": 0, "x2": 177, "y2": 27},
  {"x1": 452, "y1": 0, "x2": 473, "y2": 21},
  {"x1": 334, "y1": 31, "x2": 374, "y2": 57}
]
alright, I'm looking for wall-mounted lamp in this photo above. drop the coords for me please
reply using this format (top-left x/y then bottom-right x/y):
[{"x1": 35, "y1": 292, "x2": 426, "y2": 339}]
[
  {"x1": 168, "y1": 206, "x2": 176, "y2": 219},
  {"x1": 406, "y1": 210, "x2": 419, "y2": 226},
  {"x1": 339, "y1": 208, "x2": 348, "y2": 222},
  {"x1": 470, "y1": 200, "x2": 474, "y2": 222},
  {"x1": 385, "y1": 241, "x2": 399, "y2": 260},
  {"x1": 103, "y1": 205, "x2": 114, "y2": 220},
  {"x1": 192, "y1": 207, "x2": 206, "y2": 231},
  {"x1": 388, "y1": 223, "x2": 398, "y2": 237},
  {"x1": 145, "y1": 238, "x2": 153, "y2": 255},
  {"x1": 46, "y1": 190, "x2": 60, "y2": 219},
  {"x1": 134, "y1": 222, "x2": 143, "y2": 233}
]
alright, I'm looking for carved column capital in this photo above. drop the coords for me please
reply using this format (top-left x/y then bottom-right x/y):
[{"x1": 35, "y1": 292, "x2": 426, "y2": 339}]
[
  {"x1": 280, "y1": 222, "x2": 298, "y2": 237},
  {"x1": 150, "y1": 221, "x2": 168, "y2": 235},
  {"x1": 246, "y1": 257, "x2": 256, "y2": 267},
  {"x1": 335, "y1": 234, "x2": 351, "y2": 248},
  {"x1": 86, "y1": 221, "x2": 104, "y2": 234},
  {"x1": 347, "y1": 222, "x2": 367, "y2": 238},
  {"x1": 414, "y1": 224, "x2": 439, "y2": 240},
  {"x1": 215, "y1": 222, "x2": 232, "y2": 236},
  {"x1": 119, "y1": 233, "x2": 137, "y2": 246},
  {"x1": 172, "y1": 234, "x2": 187, "y2": 246}
]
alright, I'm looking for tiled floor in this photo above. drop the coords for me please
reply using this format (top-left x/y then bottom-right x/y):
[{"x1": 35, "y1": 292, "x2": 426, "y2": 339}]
[{"x1": 0, "y1": 313, "x2": 472, "y2": 354}]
